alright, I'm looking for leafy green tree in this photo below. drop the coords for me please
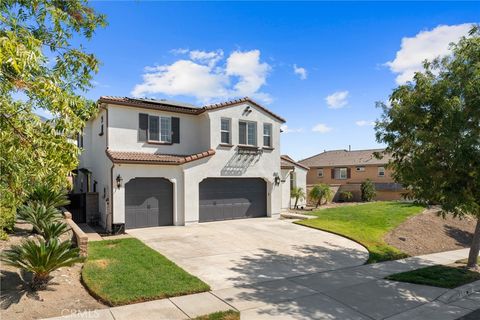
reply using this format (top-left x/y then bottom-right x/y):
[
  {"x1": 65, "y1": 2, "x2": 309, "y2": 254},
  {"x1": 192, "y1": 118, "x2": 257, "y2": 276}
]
[
  {"x1": 361, "y1": 179, "x2": 376, "y2": 202},
  {"x1": 376, "y1": 26, "x2": 480, "y2": 269},
  {"x1": 309, "y1": 184, "x2": 333, "y2": 208},
  {"x1": 290, "y1": 186, "x2": 305, "y2": 209},
  {"x1": 0, "y1": 0, "x2": 106, "y2": 236}
]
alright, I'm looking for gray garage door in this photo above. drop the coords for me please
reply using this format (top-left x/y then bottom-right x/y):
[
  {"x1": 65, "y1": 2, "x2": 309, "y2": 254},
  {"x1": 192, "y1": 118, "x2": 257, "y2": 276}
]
[
  {"x1": 125, "y1": 178, "x2": 173, "y2": 229},
  {"x1": 199, "y1": 178, "x2": 267, "y2": 222}
]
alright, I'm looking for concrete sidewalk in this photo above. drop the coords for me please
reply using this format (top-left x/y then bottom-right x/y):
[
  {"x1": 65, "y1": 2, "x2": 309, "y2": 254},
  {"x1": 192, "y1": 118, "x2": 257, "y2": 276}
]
[{"x1": 45, "y1": 248, "x2": 479, "y2": 320}]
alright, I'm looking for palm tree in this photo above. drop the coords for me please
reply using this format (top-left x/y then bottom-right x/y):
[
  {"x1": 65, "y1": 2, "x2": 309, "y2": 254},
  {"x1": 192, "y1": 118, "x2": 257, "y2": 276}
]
[
  {"x1": 17, "y1": 203, "x2": 61, "y2": 234},
  {"x1": 1, "y1": 238, "x2": 83, "y2": 289},
  {"x1": 290, "y1": 187, "x2": 305, "y2": 209},
  {"x1": 309, "y1": 184, "x2": 333, "y2": 208}
]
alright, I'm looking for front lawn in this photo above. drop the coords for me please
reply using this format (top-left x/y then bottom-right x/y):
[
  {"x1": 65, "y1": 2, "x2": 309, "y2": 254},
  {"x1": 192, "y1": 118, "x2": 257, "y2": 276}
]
[
  {"x1": 296, "y1": 202, "x2": 424, "y2": 263},
  {"x1": 194, "y1": 310, "x2": 240, "y2": 320},
  {"x1": 386, "y1": 263, "x2": 480, "y2": 288},
  {"x1": 82, "y1": 238, "x2": 210, "y2": 306}
]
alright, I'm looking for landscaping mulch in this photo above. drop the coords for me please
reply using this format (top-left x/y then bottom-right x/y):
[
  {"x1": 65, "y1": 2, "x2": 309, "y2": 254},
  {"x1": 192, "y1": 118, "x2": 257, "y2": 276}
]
[
  {"x1": 0, "y1": 223, "x2": 106, "y2": 320},
  {"x1": 384, "y1": 208, "x2": 476, "y2": 256}
]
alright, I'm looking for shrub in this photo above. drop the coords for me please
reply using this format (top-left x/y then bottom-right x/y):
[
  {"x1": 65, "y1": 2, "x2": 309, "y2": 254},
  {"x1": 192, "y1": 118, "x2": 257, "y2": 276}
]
[
  {"x1": 309, "y1": 184, "x2": 333, "y2": 208},
  {"x1": 1, "y1": 238, "x2": 83, "y2": 289},
  {"x1": 29, "y1": 185, "x2": 70, "y2": 209},
  {"x1": 17, "y1": 203, "x2": 61, "y2": 234},
  {"x1": 361, "y1": 179, "x2": 376, "y2": 202},
  {"x1": 38, "y1": 220, "x2": 70, "y2": 243},
  {"x1": 340, "y1": 191, "x2": 353, "y2": 202},
  {"x1": 0, "y1": 206, "x2": 16, "y2": 240}
]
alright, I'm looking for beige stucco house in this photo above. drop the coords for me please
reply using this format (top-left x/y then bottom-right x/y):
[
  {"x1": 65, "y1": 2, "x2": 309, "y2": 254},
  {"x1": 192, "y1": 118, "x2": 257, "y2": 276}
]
[{"x1": 74, "y1": 96, "x2": 306, "y2": 232}]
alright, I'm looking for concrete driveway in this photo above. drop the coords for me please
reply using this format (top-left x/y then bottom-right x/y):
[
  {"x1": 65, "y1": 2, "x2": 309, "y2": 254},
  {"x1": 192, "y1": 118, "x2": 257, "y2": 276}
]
[{"x1": 127, "y1": 217, "x2": 368, "y2": 290}]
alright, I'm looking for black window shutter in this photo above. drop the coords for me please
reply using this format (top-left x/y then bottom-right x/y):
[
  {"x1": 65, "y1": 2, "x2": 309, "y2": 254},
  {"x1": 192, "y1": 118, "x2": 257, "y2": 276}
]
[
  {"x1": 171, "y1": 117, "x2": 180, "y2": 143},
  {"x1": 138, "y1": 113, "x2": 148, "y2": 142},
  {"x1": 347, "y1": 168, "x2": 351, "y2": 179},
  {"x1": 331, "y1": 168, "x2": 335, "y2": 179}
]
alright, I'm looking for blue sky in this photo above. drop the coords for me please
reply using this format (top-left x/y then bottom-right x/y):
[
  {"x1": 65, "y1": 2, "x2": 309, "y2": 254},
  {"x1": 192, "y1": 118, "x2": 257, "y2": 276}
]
[{"x1": 58, "y1": 1, "x2": 478, "y2": 160}]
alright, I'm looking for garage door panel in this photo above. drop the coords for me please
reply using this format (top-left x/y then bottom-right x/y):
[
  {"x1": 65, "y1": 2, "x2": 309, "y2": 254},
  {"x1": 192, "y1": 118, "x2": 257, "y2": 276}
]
[
  {"x1": 125, "y1": 178, "x2": 173, "y2": 229},
  {"x1": 199, "y1": 178, "x2": 266, "y2": 222}
]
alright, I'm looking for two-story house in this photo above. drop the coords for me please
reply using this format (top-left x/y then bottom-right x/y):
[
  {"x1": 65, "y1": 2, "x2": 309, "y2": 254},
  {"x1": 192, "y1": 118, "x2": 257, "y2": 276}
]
[
  {"x1": 299, "y1": 148, "x2": 404, "y2": 201},
  {"x1": 74, "y1": 96, "x2": 303, "y2": 232}
]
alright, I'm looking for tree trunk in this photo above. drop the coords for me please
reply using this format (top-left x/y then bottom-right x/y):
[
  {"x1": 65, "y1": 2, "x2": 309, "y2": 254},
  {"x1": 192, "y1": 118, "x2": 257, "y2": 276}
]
[
  {"x1": 467, "y1": 217, "x2": 480, "y2": 269},
  {"x1": 467, "y1": 218, "x2": 480, "y2": 269},
  {"x1": 294, "y1": 197, "x2": 299, "y2": 209}
]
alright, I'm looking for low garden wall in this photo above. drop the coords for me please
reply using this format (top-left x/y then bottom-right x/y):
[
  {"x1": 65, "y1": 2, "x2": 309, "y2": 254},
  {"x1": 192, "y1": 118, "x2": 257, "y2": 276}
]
[{"x1": 62, "y1": 209, "x2": 88, "y2": 257}]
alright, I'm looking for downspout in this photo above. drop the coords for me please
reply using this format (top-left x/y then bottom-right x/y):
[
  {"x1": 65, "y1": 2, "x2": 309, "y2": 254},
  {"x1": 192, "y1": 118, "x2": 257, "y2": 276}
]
[{"x1": 102, "y1": 103, "x2": 113, "y2": 233}]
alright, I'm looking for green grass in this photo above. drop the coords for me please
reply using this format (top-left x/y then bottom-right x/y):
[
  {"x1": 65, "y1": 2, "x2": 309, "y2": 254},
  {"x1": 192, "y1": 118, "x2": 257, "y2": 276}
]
[
  {"x1": 296, "y1": 202, "x2": 425, "y2": 263},
  {"x1": 386, "y1": 264, "x2": 480, "y2": 288},
  {"x1": 82, "y1": 238, "x2": 210, "y2": 306},
  {"x1": 193, "y1": 310, "x2": 240, "y2": 320}
]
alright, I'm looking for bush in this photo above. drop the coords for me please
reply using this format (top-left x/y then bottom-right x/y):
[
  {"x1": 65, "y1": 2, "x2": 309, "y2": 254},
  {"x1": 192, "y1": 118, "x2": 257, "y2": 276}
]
[
  {"x1": 1, "y1": 238, "x2": 83, "y2": 289},
  {"x1": 29, "y1": 185, "x2": 70, "y2": 208},
  {"x1": 340, "y1": 191, "x2": 353, "y2": 202},
  {"x1": 0, "y1": 207, "x2": 16, "y2": 240},
  {"x1": 17, "y1": 203, "x2": 61, "y2": 234},
  {"x1": 38, "y1": 220, "x2": 70, "y2": 243},
  {"x1": 361, "y1": 179, "x2": 376, "y2": 202}
]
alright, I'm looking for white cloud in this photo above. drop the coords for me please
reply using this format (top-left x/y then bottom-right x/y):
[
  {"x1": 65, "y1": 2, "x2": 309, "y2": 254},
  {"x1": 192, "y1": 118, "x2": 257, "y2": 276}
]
[
  {"x1": 170, "y1": 48, "x2": 189, "y2": 55},
  {"x1": 226, "y1": 50, "x2": 271, "y2": 101},
  {"x1": 312, "y1": 123, "x2": 332, "y2": 133},
  {"x1": 281, "y1": 124, "x2": 304, "y2": 133},
  {"x1": 293, "y1": 64, "x2": 307, "y2": 80},
  {"x1": 325, "y1": 90, "x2": 349, "y2": 109},
  {"x1": 386, "y1": 23, "x2": 472, "y2": 84},
  {"x1": 189, "y1": 50, "x2": 223, "y2": 67},
  {"x1": 355, "y1": 120, "x2": 375, "y2": 127},
  {"x1": 132, "y1": 49, "x2": 272, "y2": 104}
]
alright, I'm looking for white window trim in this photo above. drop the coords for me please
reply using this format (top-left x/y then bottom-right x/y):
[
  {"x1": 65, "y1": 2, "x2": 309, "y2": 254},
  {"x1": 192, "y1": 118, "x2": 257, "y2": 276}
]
[
  {"x1": 335, "y1": 167, "x2": 348, "y2": 180},
  {"x1": 263, "y1": 123, "x2": 273, "y2": 147},
  {"x1": 239, "y1": 120, "x2": 257, "y2": 146},
  {"x1": 378, "y1": 166, "x2": 386, "y2": 177},
  {"x1": 148, "y1": 115, "x2": 172, "y2": 143},
  {"x1": 220, "y1": 118, "x2": 231, "y2": 144},
  {"x1": 317, "y1": 168, "x2": 324, "y2": 177}
]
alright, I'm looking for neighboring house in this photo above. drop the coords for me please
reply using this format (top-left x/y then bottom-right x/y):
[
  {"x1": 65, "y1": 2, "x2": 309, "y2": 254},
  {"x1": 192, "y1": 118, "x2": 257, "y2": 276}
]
[
  {"x1": 280, "y1": 155, "x2": 309, "y2": 210},
  {"x1": 299, "y1": 148, "x2": 404, "y2": 201},
  {"x1": 74, "y1": 96, "x2": 289, "y2": 232}
]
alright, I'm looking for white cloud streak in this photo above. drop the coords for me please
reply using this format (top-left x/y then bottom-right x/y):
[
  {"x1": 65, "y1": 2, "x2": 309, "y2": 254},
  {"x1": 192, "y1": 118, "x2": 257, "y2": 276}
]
[
  {"x1": 293, "y1": 64, "x2": 307, "y2": 80},
  {"x1": 281, "y1": 124, "x2": 304, "y2": 133},
  {"x1": 132, "y1": 49, "x2": 272, "y2": 104},
  {"x1": 325, "y1": 90, "x2": 349, "y2": 109},
  {"x1": 355, "y1": 120, "x2": 375, "y2": 127},
  {"x1": 386, "y1": 23, "x2": 472, "y2": 84},
  {"x1": 312, "y1": 123, "x2": 332, "y2": 133}
]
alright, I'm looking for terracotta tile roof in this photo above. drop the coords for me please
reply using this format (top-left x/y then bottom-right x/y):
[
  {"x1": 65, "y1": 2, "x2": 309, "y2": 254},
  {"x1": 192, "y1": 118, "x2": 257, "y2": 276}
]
[
  {"x1": 299, "y1": 148, "x2": 392, "y2": 167},
  {"x1": 281, "y1": 155, "x2": 309, "y2": 170},
  {"x1": 98, "y1": 96, "x2": 286, "y2": 123},
  {"x1": 106, "y1": 149, "x2": 215, "y2": 165}
]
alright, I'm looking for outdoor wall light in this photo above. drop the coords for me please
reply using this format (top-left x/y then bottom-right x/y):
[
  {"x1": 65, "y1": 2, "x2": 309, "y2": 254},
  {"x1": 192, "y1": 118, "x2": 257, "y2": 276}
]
[
  {"x1": 274, "y1": 172, "x2": 281, "y2": 186},
  {"x1": 116, "y1": 174, "x2": 123, "y2": 188}
]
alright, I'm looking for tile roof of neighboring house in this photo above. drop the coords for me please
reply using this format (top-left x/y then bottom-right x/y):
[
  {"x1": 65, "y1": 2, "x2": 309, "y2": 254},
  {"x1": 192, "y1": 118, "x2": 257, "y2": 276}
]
[
  {"x1": 106, "y1": 149, "x2": 215, "y2": 165},
  {"x1": 281, "y1": 155, "x2": 310, "y2": 170},
  {"x1": 299, "y1": 148, "x2": 392, "y2": 167},
  {"x1": 98, "y1": 96, "x2": 286, "y2": 123}
]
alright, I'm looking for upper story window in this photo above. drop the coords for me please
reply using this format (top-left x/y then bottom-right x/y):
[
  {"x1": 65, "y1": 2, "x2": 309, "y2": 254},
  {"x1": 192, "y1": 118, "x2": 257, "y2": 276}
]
[
  {"x1": 356, "y1": 166, "x2": 365, "y2": 172},
  {"x1": 99, "y1": 116, "x2": 104, "y2": 136},
  {"x1": 77, "y1": 129, "x2": 84, "y2": 148},
  {"x1": 263, "y1": 123, "x2": 272, "y2": 147},
  {"x1": 139, "y1": 113, "x2": 180, "y2": 144},
  {"x1": 378, "y1": 166, "x2": 385, "y2": 177},
  {"x1": 239, "y1": 121, "x2": 257, "y2": 146},
  {"x1": 334, "y1": 167, "x2": 348, "y2": 180},
  {"x1": 317, "y1": 168, "x2": 324, "y2": 177},
  {"x1": 220, "y1": 118, "x2": 231, "y2": 144}
]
